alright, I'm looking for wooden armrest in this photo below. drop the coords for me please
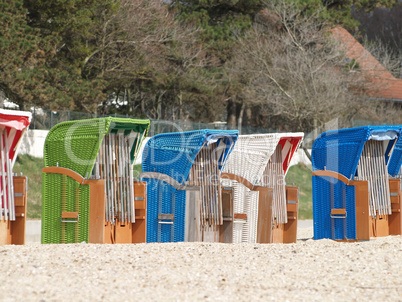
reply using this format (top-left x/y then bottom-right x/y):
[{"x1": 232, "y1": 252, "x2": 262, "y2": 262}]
[{"x1": 234, "y1": 213, "x2": 247, "y2": 220}]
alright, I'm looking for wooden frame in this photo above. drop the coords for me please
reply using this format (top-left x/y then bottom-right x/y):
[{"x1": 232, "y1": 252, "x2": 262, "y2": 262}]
[
  {"x1": 313, "y1": 170, "x2": 401, "y2": 241},
  {"x1": 387, "y1": 179, "x2": 402, "y2": 236},
  {"x1": 221, "y1": 173, "x2": 298, "y2": 243},
  {"x1": 0, "y1": 176, "x2": 28, "y2": 245},
  {"x1": 43, "y1": 167, "x2": 147, "y2": 244}
]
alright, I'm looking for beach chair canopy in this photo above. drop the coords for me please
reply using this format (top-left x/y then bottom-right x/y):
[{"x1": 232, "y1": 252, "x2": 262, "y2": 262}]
[
  {"x1": 223, "y1": 133, "x2": 304, "y2": 185},
  {"x1": 0, "y1": 109, "x2": 31, "y2": 222},
  {"x1": 312, "y1": 125, "x2": 402, "y2": 180},
  {"x1": 388, "y1": 132, "x2": 402, "y2": 177},
  {"x1": 0, "y1": 109, "x2": 31, "y2": 164},
  {"x1": 142, "y1": 129, "x2": 239, "y2": 184},
  {"x1": 44, "y1": 117, "x2": 150, "y2": 177}
]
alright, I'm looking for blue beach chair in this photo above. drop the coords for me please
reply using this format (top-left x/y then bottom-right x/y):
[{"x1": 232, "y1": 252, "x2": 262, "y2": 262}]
[
  {"x1": 312, "y1": 125, "x2": 402, "y2": 241},
  {"x1": 141, "y1": 130, "x2": 238, "y2": 243}
]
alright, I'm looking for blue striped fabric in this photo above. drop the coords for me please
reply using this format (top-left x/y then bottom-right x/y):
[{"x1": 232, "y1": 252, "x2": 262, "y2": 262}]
[{"x1": 142, "y1": 130, "x2": 239, "y2": 243}]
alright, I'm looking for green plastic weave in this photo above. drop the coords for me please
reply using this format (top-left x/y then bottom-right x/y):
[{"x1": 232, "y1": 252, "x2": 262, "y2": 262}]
[
  {"x1": 43, "y1": 117, "x2": 150, "y2": 177},
  {"x1": 42, "y1": 117, "x2": 150, "y2": 244},
  {"x1": 41, "y1": 173, "x2": 90, "y2": 243}
]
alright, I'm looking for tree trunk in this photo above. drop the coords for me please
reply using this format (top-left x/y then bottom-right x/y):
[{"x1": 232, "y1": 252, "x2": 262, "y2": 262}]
[
  {"x1": 227, "y1": 99, "x2": 237, "y2": 127},
  {"x1": 156, "y1": 91, "x2": 165, "y2": 120},
  {"x1": 141, "y1": 92, "x2": 146, "y2": 117},
  {"x1": 245, "y1": 106, "x2": 252, "y2": 128},
  {"x1": 237, "y1": 102, "x2": 245, "y2": 134},
  {"x1": 127, "y1": 88, "x2": 132, "y2": 113},
  {"x1": 0, "y1": 91, "x2": 5, "y2": 108},
  {"x1": 157, "y1": 97, "x2": 161, "y2": 120},
  {"x1": 178, "y1": 92, "x2": 183, "y2": 121}
]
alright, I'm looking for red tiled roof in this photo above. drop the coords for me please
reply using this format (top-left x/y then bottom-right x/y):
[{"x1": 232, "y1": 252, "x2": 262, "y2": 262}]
[{"x1": 330, "y1": 26, "x2": 402, "y2": 101}]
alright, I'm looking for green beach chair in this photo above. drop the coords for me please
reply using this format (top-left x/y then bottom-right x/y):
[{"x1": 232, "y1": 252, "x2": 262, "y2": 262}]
[{"x1": 42, "y1": 117, "x2": 150, "y2": 244}]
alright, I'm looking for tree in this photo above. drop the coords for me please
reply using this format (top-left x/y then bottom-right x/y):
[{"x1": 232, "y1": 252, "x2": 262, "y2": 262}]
[
  {"x1": 0, "y1": 0, "x2": 56, "y2": 110},
  {"x1": 227, "y1": 0, "x2": 366, "y2": 132},
  {"x1": 320, "y1": 0, "x2": 398, "y2": 30},
  {"x1": 0, "y1": 0, "x2": 111, "y2": 111},
  {"x1": 80, "y1": 0, "x2": 213, "y2": 120},
  {"x1": 166, "y1": 0, "x2": 267, "y2": 126},
  {"x1": 22, "y1": 0, "x2": 120, "y2": 112}
]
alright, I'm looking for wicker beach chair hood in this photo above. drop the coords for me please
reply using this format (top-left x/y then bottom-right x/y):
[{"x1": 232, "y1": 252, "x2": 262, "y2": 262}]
[
  {"x1": 223, "y1": 133, "x2": 304, "y2": 186},
  {"x1": 44, "y1": 117, "x2": 150, "y2": 177},
  {"x1": 312, "y1": 125, "x2": 402, "y2": 180},
  {"x1": 142, "y1": 129, "x2": 239, "y2": 184},
  {"x1": 0, "y1": 109, "x2": 31, "y2": 165}
]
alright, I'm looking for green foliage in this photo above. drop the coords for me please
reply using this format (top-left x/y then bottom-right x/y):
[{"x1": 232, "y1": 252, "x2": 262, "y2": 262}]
[
  {"x1": 13, "y1": 155, "x2": 43, "y2": 219},
  {"x1": 133, "y1": 164, "x2": 142, "y2": 181},
  {"x1": 0, "y1": 1, "x2": 53, "y2": 108},
  {"x1": 172, "y1": 0, "x2": 264, "y2": 59},
  {"x1": 1, "y1": 0, "x2": 399, "y2": 125},
  {"x1": 0, "y1": 0, "x2": 108, "y2": 111},
  {"x1": 272, "y1": 0, "x2": 397, "y2": 30},
  {"x1": 321, "y1": 0, "x2": 397, "y2": 30},
  {"x1": 285, "y1": 163, "x2": 313, "y2": 219},
  {"x1": 345, "y1": 58, "x2": 360, "y2": 71},
  {"x1": 24, "y1": 0, "x2": 120, "y2": 67}
]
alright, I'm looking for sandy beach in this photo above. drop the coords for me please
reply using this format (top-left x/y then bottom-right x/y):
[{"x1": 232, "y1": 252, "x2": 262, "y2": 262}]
[{"x1": 0, "y1": 225, "x2": 400, "y2": 301}]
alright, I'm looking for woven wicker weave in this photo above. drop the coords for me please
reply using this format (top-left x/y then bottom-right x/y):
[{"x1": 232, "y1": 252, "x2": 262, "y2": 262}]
[
  {"x1": 227, "y1": 179, "x2": 259, "y2": 243},
  {"x1": 224, "y1": 133, "x2": 304, "y2": 185},
  {"x1": 142, "y1": 130, "x2": 239, "y2": 243},
  {"x1": 0, "y1": 109, "x2": 31, "y2": 222},
  {"x1": 387, "y1": 133, "x2": 402, "y2": 177},
  {"x1": 42, "y1": 117, "x2": 150, "y2": 244},
  {"x1": 312, "y1": 125, "x2": 402, "y2": 240},
  {"x1": 222, "y1": 133, "x2": 304, "y2": 243},
  {"x1": 312, "y1": 126, "x2": 402, "y2": 179},
  {"x1": 312, "y1": 175, "x2": 356, "y2": 240}
]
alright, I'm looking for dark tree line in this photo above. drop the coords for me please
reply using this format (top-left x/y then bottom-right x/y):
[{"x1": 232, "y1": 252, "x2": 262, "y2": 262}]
[{"x1": 0, "y1": 0, "x2": 400, "y2": 132}]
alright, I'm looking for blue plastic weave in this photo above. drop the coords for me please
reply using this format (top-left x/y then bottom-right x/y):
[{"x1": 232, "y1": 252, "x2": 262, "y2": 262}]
[
  {"x1": 388, "y1": 134, "x2": 402, "y2": 177},
  {"x1": 312, "y1": 125, "x2": 402, "y2": 241},
  {"x1": 313, "y1": 176, "x2": 356, "y2": 240},
  {"x1": 145, "y1": 179, "x2": 186, "y2": 242},
  {"x1": 142, "y1": 129, "x2": 239, "y2": 242},
  {"x1": 312, "y1": 125, "x2": 402, "y2": 180}
]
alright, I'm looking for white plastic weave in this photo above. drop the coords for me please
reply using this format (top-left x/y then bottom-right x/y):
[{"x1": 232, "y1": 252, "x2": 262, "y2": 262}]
[
  {"x1": 231, "y1": 180, "x2": 259, "y2": 243},
  {"x1": 224, "y1": 134, "x2": 279, "y2": 185},
  {"x1": 223, "y1": 133, "x2": 304, "y2": 185},
  {"x1": 224, "y1": 133, "x2": 304, "y2": 234}
]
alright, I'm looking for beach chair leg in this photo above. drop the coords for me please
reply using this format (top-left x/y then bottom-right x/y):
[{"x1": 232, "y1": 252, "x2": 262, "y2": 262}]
[{"x1": 388, "y1": 179, "x2": 402, "y2": 236}]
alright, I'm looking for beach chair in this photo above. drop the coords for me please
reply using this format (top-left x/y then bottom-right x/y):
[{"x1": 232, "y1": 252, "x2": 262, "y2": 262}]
[
  {"x1": 221, "y1": 133, "x2": 304, "y2": 243},
  {"x1": 141, "y1": 130, "x2": 238, "y2": 242},
  {"x1": 312, "y1": 126, "x2": 402, "y2": 241},
  {"x1": 42, "y1": 117, "x2": 150, "y2": 244},
  {"x1": 0, "y1": 109, "x2": 31, "y2": 245}
]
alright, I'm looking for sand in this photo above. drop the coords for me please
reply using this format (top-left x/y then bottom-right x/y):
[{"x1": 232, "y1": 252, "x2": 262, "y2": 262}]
[{"x1": 0, "y1": 227, "x2": 401, "y2": 301}]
